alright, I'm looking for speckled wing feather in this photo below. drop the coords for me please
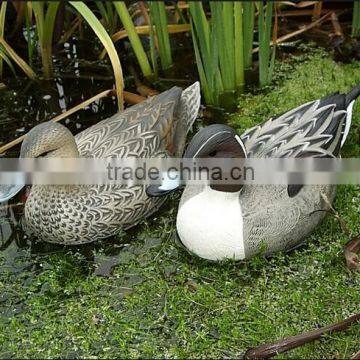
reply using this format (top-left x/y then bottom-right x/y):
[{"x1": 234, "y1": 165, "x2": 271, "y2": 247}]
[
  {"x1": 173, "y1": 82, "x2": 201, "y2": 156},
  {"x1": 25, "y1": 85, "x2": 202, "y2": 244},
  {"x1": 241, "y1": 100, "x2": 347, "y2": 158},
  {"x1": 75, "y1": 86, "x2": 182, "y2": 157}
]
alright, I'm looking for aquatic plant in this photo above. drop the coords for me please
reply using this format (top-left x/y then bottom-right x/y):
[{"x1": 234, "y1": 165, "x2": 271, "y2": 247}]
[
  {"x1": 0, "y1": 37, "x2": 36, "y2": 79},
  {"x1": 94, "y1": 1, "x2": 117, "y2": 34},
  {"x1": 189, "y1": 1, "x2": 247, "y2": 106},
  {"x1": 31, "y1": 1, "x2": 61, "y2": 79},
  {"x1": 189, "y1": 1, "x2": 276, "y2": 106},
  {"x1": 243, "y1": 1, "x2": 255, "y2": 70},
  {"x1": 0, "y1": 2, "x2": 27, "y2": 79},
  {"x1": 24, "y1": 3, "x2": 37, "y2": 68},
  {"x1": 148, "y1": 1, "x2": 173, "y2": 70},
  {"x1": 257, "y1": 1, "x2": 276, "y2": 87},
  {"x1": 113, "y1": 1, "x2": 154, "y2": 80},
  {"x1": 352, "y1": 0, "x2": 360, "y2": 37},
  {"x1": 189, "y1": 1, "x2": 223, "y2": 106},
  {"x1": 70, "y1": 1, "x2": 124, "y2": 110},
  {"x1": 0, "y1": 1, "x2": 7, "y2": 78}
]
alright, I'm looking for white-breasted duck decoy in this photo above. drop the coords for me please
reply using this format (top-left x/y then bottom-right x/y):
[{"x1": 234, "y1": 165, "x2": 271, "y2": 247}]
[
  {"x1": 0, "y1": 83, "x2": 201, "y2": 244},
  {"x1": 147, "y1": 84, "x2": 360, "y2": 261}
]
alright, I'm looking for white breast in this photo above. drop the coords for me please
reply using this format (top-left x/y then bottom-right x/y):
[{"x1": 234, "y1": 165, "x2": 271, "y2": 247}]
[{"x1": 177, "y1": 187, "x2": 245, "y2": 261}]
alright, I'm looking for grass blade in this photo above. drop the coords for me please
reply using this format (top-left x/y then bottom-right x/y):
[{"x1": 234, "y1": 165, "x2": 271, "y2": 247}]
[
  {"x1": 0, "y1": 38, "x2": 36, "y2": 79},
  {"x1": 32, "y1": 1, "x2": 60, "y2": 78},
  {"x1": 0, "y1": 1, "x2": 7, "y2": 78},
  {"x1": 234, "y1": 1, "x2": 244, "y2": 89},
  {"x1": 258, "y1": 1, "x2": 274, "y2": 87},
  {"x1": 113, "y1": 1, "x2": 153, "y2": 80},
  {"x1": 352, "y1": 0, "x2": 360, "y2": 37},
  {"x1": 221, "y1": 1, "x2": 235, "y2": 90},
  {"x1": 243, "y1": 1, "x2": 255, "y2": 69},
  {"x1": 149, "y1": 1, "x2": 172, "y2": 70},
  {"x1": 149, "y1": 13, "x2": 158, "y2": 79},
  {"x1": 42, "y1": 2, "x2": 60, "y2": 78},
  {"x1": 95, "y1": 1, "x2": 111, "y2": 29},
  {"x1": 0, "y1": 48, "x2": 16, "y2": 76},
  {"x1": 70, "y1": 1, "x2": 124, "y2": 110},
  {"x1": 190, "y1": 19, "x2": 212, "y2": 104},
  {"x1": 24, "y1": 3, "x2": 36, "y2": 68}
]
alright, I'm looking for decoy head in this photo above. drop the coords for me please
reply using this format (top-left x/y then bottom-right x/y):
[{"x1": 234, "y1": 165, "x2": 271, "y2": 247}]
[
  {"x1": 147, "y1": 124, "x2": 247, "y2": 197},
  {"x1": 0, "y1": 122, "x2": 78, "y2": 203}
]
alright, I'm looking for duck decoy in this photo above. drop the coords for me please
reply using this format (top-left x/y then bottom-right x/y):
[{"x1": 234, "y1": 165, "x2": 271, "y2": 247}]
[
  {"x1": 147, "y1": 84, "x2": 360, "y2": 261},
  {"x1": 0, "y1": 82, "x2": 201, "y2": 244}
]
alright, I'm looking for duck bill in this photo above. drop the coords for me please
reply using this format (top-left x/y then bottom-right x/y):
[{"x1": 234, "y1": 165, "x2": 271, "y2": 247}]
[
  {"x1": 146, "y1": 170, "x2": 181, "y2": 197},
  {"x1": 0, "y1": 184, "x2": 25, "y2": 203}
]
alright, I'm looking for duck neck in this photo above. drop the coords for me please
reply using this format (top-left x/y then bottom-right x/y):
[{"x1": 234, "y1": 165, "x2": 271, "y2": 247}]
[
  {"x1": 203, "y1": 185, "x2": 241, "y2": 201},
  {"x1": 50, "y1": 141, "x2": 79, "y2": 158}
]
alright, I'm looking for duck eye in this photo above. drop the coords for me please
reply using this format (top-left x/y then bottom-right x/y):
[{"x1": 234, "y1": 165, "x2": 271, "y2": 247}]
[{"x1": 209, "y1": 151, "x2": 217, "y2": 157}]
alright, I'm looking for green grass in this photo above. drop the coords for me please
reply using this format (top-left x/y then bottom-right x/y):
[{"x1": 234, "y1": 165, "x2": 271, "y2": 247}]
[{"x1": 1, "y1": 47, "x2": 360, "y2": 358}]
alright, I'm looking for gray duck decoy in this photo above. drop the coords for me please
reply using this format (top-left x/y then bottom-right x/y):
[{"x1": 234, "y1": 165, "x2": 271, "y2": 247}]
[
  {"x1": 148, "y1": 84, "x2": 360, "y2": 261},
  {"x1": 0, "y1": 82, "x2": 201, "y2": 244}
]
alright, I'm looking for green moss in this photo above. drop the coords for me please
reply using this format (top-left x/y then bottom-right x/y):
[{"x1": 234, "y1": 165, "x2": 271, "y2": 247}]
[{"x1": 1, "y1": 49, "x2": 360, "y2": 358}]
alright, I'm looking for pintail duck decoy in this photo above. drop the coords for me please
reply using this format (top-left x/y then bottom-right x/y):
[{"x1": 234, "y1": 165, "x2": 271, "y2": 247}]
[
  {"x1": 0, "y1": 82, "x2": 201, "y2": 244},
  {"x1": 148, "y1": 84, "x2": 360, "y2": 261}
]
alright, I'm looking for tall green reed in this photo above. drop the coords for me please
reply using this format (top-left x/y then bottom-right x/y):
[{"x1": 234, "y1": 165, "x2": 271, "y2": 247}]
[
  {"x1": 148, "y1": 1, "x2": 173, "y2": 70},
  {"x1": 0, "y1": 37, "x2": 36, "y2": 79},
  {"x1": 24, "y1": 3, "x2": 36, "y2": 68},
  {"x1": 0, "y1": 1, "x2": 8, "y2": 78},
  {"x1": 113, "y1": 1, "x2": 154, "y2": 80},
  {"x1": 257, "y1": 1, "x2": 275, "y2": 87},
  {"x1": 95, "y1": 1, "x2": 117, "y2": 34},
  {"x1": 0, "y1": 1, "x2": 34, "y2": 79},
  {"x1": 243, "y1": 1, "x2": 255, "y2": 70},
  {"x1": 189, "y1": 1, "x2": 245, "y2": 106},
  {"x1": 32, "y1": 1, "x2": 61, "y2": 78},
  {"x1": 70, "y1": 1, "x2": 124, "y2": 110},
  {"x1": 352, "y1": 0, "x2": 360, "y2": 37}
]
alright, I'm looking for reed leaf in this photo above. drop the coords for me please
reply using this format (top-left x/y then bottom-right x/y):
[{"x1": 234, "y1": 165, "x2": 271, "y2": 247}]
[
  {"x1": 148, "y1": 1, "x2": 172, "y2": 70},
  {"x1": 190, "y1": 19, "x2": 212, "y2": 104},
  {"x1": 243, "y1": 1, "x2": 255, "y2": 69},
  {"x1": 0, "y1": 48, "x2": 16, "y2": 76},
  {"x1": 189, "y1": 2, "x2": 210, "y2": 64},
  {"x1": 70, "y1": 1, "x2": 124, "y2": 110},
  {"x1": 0, "y1": 38, "x2": 36, "y2": 79},
  {"x1": 234, "y1": 2, "x2": 244, "y2": 89},
  {"x1": 190, "y1": 1, "x2": 244, "y2": 106},
  {"x1": 222, "y1": 1, "x2": 235, "y2": 90},
  {"x1": 32, "y1": 1, "x2": 60, "y2": 78},
  {"x1": 95, "y1": 1, "x2": 117, "y2": 33},
  {"x1": 113, "y1": 1, "x2": 153, "y2": 80},
  {"x1": 258, "y1": 1, "x2": 274, "y2": 87},
  {"x1": 352, "y1": 0, "x2": 360, "y2": 37},
  {"x1": 95, "y1": 1, "x2": 111, "y2": 30},
  {"x1": 190, "y1": 1, "x2": 224, "y2": 104},
  {"x1": 0, "y1": 1, "x2": 7, "y2": 78},
  {"x1": 24, "y1": 3, "x2": 36, "y2": 67},
  {"x1": 149, "y1": 14, "x2": 158, "y2": 79}
]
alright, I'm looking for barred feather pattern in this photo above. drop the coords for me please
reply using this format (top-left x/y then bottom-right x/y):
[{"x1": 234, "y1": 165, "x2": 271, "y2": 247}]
[
  {"x1": 237, "y1": 99, "x2": 346, "y2": 257},
  {"x1": 24, "y1": 83, "x2": 201, "y2": 244},
  {"x1": 241, "y1": 100, "x2": 347, "y2": 158}
]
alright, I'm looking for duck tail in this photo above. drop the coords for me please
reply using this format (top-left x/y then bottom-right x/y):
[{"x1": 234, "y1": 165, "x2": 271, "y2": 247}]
[
  {"x1": 345, "y1": 83, "x2": 360, "y2": 106},
  {"x1": 173, "y1": 82, "x2": 201, "y2": 157},
  {"x1": 340, "y1": 83, "x2": 360, "y2": 147}
]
